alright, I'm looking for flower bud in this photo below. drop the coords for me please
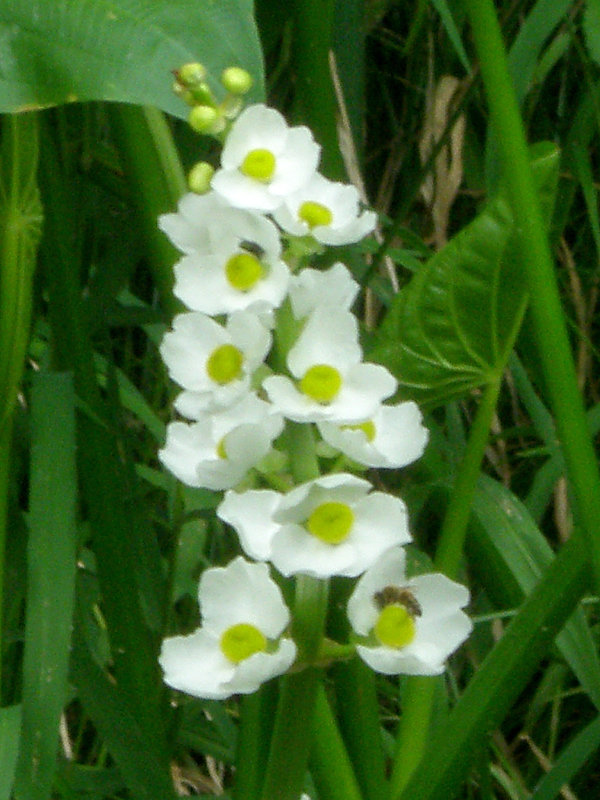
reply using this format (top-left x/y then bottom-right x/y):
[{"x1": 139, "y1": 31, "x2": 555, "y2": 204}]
[
  {"x1": 177, "y1": 62, "x2": 206, "y2": 87},
  {"x1": 188, "y1": 105, "x2": 225, "y2": 135},
  {"x1": 221, "y1": 67, "x2": 253, "y2": 95},
  {"x1": 172, "y1": 80, "x2": 195, "y2": 106},
  {"x1": 188, "y1": 161, "x2": 215, "y2": 194},
  {"x1": 189, "y1": 81, "x2": 215, "y2": 106}
]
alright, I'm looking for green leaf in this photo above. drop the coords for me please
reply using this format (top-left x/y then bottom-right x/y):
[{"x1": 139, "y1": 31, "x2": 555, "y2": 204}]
[
  {"x1": 531, "y1": 714, "x2": 600, "y2": 800},
  {"x1": 372, "y1": 143, "x2": 559, "y2": 409},
  {"x1": 0, "y1": 705, "x2": 21, "y2": 800},
  {"x1": 0, "y1": 0, "x2": 264, "y2": 116},
  {"x1": 584, "y1": 0, "x2": 600, "y2": 66},
  {"x1": 468, "y1": 475, "x2": 600, "y2": 710},
  {"x1": 14, "y1": 373, "x2": 77, "y2": 800}
]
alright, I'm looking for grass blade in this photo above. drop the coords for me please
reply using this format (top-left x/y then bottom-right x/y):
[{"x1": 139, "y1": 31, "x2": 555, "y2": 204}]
[{"x1": 13, "y1": 372, "x2": 77, "y2": 800}]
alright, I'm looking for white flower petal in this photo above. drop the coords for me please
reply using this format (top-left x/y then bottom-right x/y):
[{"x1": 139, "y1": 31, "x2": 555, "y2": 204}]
[
  {"x1": 200, "y1": 557, "x2": 290, "y2": 638},
  {"x1": 287, "y1": 307, "x2": 361, "y2": 376},
  {"x1": 159, "y1": 629, "x2": 235, "y2": 700},
  {"x1": 224, "y1": 639, "x2": 296, "y2": 695},
  {"x1": 289, "y1": 263, "x2": 360, "y2": 319},
  {"x1": 318, "y1": 401, "x2": 428, "y2": 468},
  {"x1": 218, "y1": 489, "x2": 282, "y2": 560}
]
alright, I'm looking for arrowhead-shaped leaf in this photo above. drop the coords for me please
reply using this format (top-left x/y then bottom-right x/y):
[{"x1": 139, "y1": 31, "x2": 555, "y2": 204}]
[
  {"x1": 0, "y1": 0, "x2": 264, "y2": 116},
  {"x1": 372, "y1": 142, "x2": 560, "y2": 409}
]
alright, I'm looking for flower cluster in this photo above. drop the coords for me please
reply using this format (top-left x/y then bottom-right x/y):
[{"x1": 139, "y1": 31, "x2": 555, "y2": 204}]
[{"x1": 158, "y1": 69, "x2": 472, "y2": 700}]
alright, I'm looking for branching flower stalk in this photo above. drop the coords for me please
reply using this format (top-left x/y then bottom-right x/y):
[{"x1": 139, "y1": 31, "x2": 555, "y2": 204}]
[{"x1": 156, "y1": 64, "x2": 473, "y2": 800}]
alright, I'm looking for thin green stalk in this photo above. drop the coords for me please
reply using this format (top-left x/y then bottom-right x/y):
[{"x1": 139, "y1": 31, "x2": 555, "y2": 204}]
[
  {"x1": 233, "y1": 682, "x2": 278, "y2": 800},
  {"x1": 391, "y1": 377, "x2": 502, "y2": 794},
  {"x1": 463, "y1": 0, "x2": 600, "y2": 593},
  {"x1": 332, "y1": 660, "x2": 389, "y2": 800},
  {"x1": 291, "y1": 0, "x2": 345, "y2": 180},
  {"x1": 258, "y1": 395, "x2": 327, "y2": 799},
  {"x1": 309, "y1": 682, "x2": 364, "y2": 800}
]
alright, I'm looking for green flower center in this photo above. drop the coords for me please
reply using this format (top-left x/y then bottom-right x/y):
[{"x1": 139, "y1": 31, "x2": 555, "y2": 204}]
[
  {"x1": 307, "y1": 501, "x2": 354, "y2": 544},
  {"x1": 299, "y1": 364, "x2": 342, "y2": 404},
  {"x1": 225, "y1": 252, "x2": 264, "y2": 291},
  {"x1": 206, "y1": 344, "x2": 243, "y2": 384},
  {"x1": 298, "y1": 200, "x2": 333, "y2": 229},
  {"x1": 343, "y1": 420, "x2": 377, "y2": 442},
  {"x1": 220, "y1": 623, "x2": 267, "y2": 664},
  {"x1": 374, "y1": 605, "x2": 416, "y2": 649},
  {"x1": 240, "y1": 149, "x2": 276, "y2": 182}
]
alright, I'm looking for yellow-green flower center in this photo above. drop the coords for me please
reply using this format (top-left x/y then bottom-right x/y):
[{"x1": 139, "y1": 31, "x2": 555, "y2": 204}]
[
  {"x1": 220, "y1": 623, "x2": 267, "y2": 663},
  {"x1": 307, "y1": 501, "x2": 354, "y2": 544},
  {"x1": 374, "y1": 605, "x2": 416, "y2": 649},
  {"x1": 225, "y1": 252, "x2": 264, "y2": 291},
  {"x1": 343, "y1": 420, "x2": 377, "y2": 442},
  {"x1": 298, "y1": 200, "x2": 333, "y2": 229},
  {"x1": 299, "y1": 364, "x2": 342, "y2": 404},
  {"x1": 240, "y1": 149, "x2": 276, "y2": 182},
  {"x1": 206, "y1": 344, "x2": 243, "y2": 384}
]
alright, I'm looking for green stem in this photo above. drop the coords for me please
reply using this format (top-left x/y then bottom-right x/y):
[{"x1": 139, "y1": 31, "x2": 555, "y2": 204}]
[
  {"x1": 309, "y1": 682, "x2": 364, "y2": 800},
  {"x1": 291, "y1": 0, "x2": 345, "y2": 180},
  {"x1": 391, "y1": 377, "x2": 502, "y2": 794},
  {"x1": 233, "y1": 682, "x2": 278, "y2": 800},
  {"x1": 332, "y1": 660, "x2": 389, "y2": 800},
  {"x1": 464, "y1": 0, "x2": 600, "y2": 593}
]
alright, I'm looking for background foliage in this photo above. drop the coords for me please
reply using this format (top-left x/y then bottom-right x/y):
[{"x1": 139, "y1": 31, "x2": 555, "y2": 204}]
[{"x1": 1, "y1": 0, "x2": 600, "y2": 798}]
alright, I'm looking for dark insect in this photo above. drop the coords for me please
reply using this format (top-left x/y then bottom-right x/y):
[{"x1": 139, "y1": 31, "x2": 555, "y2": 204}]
[
  {"x1": 240, "y1": 239, "x2": 265, "y2": 259},
  {"x1": 373, "y1": 585, "x2": 422, "y2": 617}
]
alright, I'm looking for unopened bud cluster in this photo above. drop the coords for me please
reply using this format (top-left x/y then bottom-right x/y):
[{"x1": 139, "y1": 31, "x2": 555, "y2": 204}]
[{"x1": 158, "y1": 65, "x2": 472, "y2": 700}]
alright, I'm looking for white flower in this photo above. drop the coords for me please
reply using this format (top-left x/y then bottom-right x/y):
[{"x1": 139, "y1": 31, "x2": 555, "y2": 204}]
[
  {"x1": 347, "y1": 548, "x2": 472, "y2": 676},
  {"x1": 211, "y1": 104, "x2": 320, "y2": 212},
  {"x1": 159, "y1": 557, "x2": 296, "y2": 700},
  {"x1": 289, "y1": 263, "x2": 360, "y2": 319},
  {"x1": 158, "y1": 190, "x2": 281, "y2": 259},
  {"x1": 173, "y1": 241, "x2": 290, "y2": 317},
  {"x1": 218, "y1": 474, "x2": 411, "y2": 578},
  {"x1": 263, "y1": 307, "x2": 397, "y2": 423},
  {"x1": 273, "y1": 173, "x2": 377, "y2": 245},
  {"x1": 160, "y1": 311, "x2": 271, "y2": 412},
  {"x1": 159, "y1": 394, "x2": 284, "y2": 491},
  {"x1": 317, "y1": 401, "x2": 429, "y2": 469}
]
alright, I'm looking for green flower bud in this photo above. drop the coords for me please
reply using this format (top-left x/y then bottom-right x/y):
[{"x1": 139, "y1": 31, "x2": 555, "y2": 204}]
[
  {"x1": 189, "y1": 105, "x2": 225, "y2": 135},
  {"x1": 189, "y1": 81, "x2": 215, "y2": 106},
  {"x1": 220, "y1": 94, "x2": 243, "y2": 120},
  {"x1": 188, "y1": 161, "x2": 215, "y2": 194},
  {"x1": 177, "y1": 62, "x2": 206, "y2": 87},
  {"x1": 172, "y1": 81, "x2": 195, "y2": 106},
  {"x1": 221, "y1": 66, "x2": 253, "y2": 95}
]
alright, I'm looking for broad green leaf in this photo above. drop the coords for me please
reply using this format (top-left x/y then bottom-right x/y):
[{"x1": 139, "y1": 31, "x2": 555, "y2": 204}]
[
  {"x1": 372, "y1": 143, "x2": 559, "y2": 409},
  {"x1": 0, "y1": 705, "x2": 21, "y2": 800},
  {"x1": 14, "y1": 373, "x2": 77, "y2": 800},
  {"x1": 468, "y1": 475, "x2": 600, "y2": 710},
  {"x1": 0, "y1": 0, "x2": 264, "y2": 116}
]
